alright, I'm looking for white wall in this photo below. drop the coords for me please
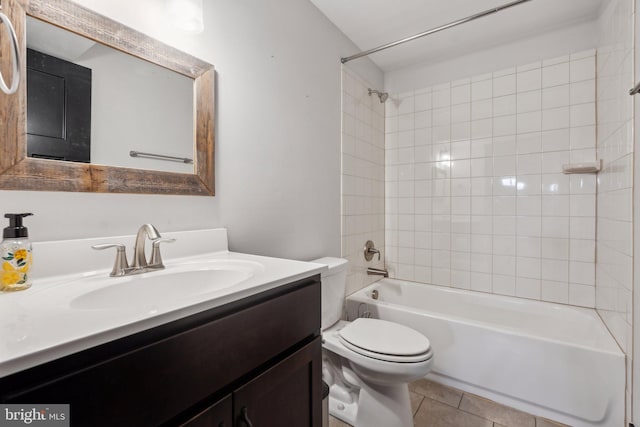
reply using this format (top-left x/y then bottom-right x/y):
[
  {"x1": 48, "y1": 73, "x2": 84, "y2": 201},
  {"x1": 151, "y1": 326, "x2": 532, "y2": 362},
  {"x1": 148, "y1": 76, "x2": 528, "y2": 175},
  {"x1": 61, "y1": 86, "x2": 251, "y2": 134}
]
[
  {"x1": 385, "y1": 20, "x2": 599, "y2": 94},
  {"x1": 0, "y1": 0, "x2": 382, "y2": 261}
]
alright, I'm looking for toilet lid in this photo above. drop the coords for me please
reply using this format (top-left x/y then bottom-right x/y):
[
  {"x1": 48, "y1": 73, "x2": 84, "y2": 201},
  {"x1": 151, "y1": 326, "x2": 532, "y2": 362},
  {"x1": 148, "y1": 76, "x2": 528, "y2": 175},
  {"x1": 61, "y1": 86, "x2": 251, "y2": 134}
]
[{"x1": 338, "y1": 318, "x2": 431, "y2": 358}]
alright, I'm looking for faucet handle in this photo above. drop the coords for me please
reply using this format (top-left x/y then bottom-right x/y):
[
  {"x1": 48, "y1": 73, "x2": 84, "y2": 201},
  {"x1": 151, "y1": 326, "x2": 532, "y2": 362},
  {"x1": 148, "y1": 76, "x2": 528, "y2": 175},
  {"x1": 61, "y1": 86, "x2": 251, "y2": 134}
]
[
  {"x1": 149, "y1": 238, "x2": 176, "y2": 267},
  {"x1": 364, "y1": 240, "x2": 381, "y2": 261},
  {"x1": 92, "y1": 243, "x2": 130, "y2": 277}
]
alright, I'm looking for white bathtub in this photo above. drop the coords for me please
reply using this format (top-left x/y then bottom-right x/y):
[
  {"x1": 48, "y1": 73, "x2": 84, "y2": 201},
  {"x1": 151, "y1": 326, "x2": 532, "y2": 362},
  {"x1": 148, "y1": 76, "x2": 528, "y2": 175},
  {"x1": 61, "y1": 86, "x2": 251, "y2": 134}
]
[{"x1": 345, "y1": 279, "x2": 625, "y2": 427}]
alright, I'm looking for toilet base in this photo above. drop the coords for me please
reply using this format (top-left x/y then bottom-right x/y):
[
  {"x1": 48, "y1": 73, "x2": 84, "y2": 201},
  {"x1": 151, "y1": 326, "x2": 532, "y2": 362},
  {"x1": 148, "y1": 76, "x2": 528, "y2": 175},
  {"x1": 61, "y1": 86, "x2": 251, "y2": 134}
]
[
  {"x1": 328, "y1": 384, "x2": 358, "y2": 425},
  {"x1": 328, "y1": 381, "x2": 414, "y2": 427}
]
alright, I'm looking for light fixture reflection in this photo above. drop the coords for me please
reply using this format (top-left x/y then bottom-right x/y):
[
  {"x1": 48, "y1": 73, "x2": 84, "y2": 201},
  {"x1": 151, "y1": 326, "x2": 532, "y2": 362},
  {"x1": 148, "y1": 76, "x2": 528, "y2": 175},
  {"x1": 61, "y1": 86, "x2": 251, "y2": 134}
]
[
  {"x1": 166, "y1": 0, "x2": 204, "y2": 34},
  {"x1": 501, "y1": 177, "x2": 525, "y2": 190}
]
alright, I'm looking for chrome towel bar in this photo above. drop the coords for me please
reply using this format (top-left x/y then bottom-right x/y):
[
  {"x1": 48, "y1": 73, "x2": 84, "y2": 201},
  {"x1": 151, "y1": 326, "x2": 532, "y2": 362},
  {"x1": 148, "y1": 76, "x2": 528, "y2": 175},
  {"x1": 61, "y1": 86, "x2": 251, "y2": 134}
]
[{"x1": 129, "y1": 150, "x2": 193, "y2": 164}]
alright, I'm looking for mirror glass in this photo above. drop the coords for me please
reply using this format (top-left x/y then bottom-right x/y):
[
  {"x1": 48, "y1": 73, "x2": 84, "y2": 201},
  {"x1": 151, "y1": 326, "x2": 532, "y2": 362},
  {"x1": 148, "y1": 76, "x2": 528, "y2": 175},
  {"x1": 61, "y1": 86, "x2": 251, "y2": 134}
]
[{"x1": 25, "y1": 16, "x2": 195, "y2": 174}]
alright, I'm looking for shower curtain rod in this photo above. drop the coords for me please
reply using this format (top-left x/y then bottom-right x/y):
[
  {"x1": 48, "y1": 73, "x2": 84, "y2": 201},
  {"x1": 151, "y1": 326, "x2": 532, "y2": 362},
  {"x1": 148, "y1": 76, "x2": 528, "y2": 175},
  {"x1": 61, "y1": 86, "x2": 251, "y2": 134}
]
[{"x1": 341, "y1": 0, "x2": 533, "y2": 64}]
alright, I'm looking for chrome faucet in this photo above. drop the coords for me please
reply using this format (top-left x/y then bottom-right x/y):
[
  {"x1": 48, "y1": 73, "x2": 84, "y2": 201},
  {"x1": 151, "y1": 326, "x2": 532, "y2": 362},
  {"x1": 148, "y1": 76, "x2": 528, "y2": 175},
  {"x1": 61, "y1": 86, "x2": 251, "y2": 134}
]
[
  {"x1": 367, "y1": 267, "x2": 389, "y2": 278},
  {"x1": 92, "y1": 224, "x2": 175, "y2": 276},
  {"x1": 132, "y1": 224, "x2": 161, "y2": 268}
]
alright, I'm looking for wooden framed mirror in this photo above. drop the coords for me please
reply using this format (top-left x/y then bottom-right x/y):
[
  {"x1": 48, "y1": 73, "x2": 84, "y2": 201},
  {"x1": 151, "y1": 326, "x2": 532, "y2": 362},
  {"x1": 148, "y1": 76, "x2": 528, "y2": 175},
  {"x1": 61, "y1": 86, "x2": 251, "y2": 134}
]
[{"x1": 0, "y1": 0, "x2": 215, "y2": 196}]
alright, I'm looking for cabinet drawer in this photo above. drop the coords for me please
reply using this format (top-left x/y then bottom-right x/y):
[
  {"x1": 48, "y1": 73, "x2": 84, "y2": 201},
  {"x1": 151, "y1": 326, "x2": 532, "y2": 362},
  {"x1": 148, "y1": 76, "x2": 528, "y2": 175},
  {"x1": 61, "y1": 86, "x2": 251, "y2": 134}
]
[{"x1": 4, "y1": 278, "x2": 320, "y2": 426}]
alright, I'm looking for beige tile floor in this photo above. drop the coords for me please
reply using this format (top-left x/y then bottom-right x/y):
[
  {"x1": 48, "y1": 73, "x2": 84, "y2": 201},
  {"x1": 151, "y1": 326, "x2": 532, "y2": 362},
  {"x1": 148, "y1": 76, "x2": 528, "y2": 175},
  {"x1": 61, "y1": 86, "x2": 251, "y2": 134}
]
[{"x1": 329, "y1": 378, "x2": 569, "y2": 427}]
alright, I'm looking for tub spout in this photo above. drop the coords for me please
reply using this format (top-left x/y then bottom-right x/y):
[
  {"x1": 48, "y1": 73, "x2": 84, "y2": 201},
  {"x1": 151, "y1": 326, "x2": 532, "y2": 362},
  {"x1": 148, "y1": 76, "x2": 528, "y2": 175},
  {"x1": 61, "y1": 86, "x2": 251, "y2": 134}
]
[{"x1": 367, "y1": 267, "x2": 388, "y2": 278}]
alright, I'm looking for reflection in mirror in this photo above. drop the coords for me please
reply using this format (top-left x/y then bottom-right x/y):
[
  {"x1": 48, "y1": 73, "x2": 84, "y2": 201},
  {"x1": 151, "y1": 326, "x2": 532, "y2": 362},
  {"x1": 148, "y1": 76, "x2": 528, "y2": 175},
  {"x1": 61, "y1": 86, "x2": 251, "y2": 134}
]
[
  {"x1": 0, "y1": 0, "x2": 214, "y2": 196},
  {"x1": 26, "y1": 17, "x2": 194, "y2": 174}
]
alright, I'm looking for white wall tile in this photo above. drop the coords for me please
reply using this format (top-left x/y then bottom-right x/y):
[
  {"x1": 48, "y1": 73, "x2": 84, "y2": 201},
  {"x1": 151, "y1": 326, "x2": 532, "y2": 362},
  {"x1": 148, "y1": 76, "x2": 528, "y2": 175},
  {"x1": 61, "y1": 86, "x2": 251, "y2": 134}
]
[
  {"x1": 517, "y1": 151, "x2": 542, "y2": 175},
  {"x1": 517, "y1": 90, "x2": 542, "y2": 113},
  {"x1": 542, "y1": 173, "x2": 570, "y2": 194},
  {"x1": 471, "y1": 119, "x2": 493, "y2": 139},
  {"x1": 493, "y1": 196, "x2": 516, "y2": 216},
  {"x1": 541, "y1": 280, "x2": 569, "y2": 304},
  {"x1": 542, "y1": 85, "x2": 570, "y2": 109},
  {"x1": 570, "y1": 238, "x2": 594, "y2": 262},
  {"x1": 471, "y1": 79, "x2": 492, "y2": 101},
  {"x1": 570, "y1": 79, "x2": 595, "y2": 105},
  {"x1": 541, "y1": 129, "x2": 570, "y2": 152},
  {"x1": 517, "y1": 111, "x2": 542, "y2": 133},
  {"x1": 542, "y1": 107, "x2": 570, "y2": 131},
  {"x1": 493, "y1": 135, "x2": 516, "y2": 156},
  {"x1": 542, "y1": 237, "x2": 569, "y2": 260},
  {"x1": 381, "y1": 49, "x2": 596, "y2": 307},
  {"x1": 342, "y1": 69, "x2": 386, "y2": 295},
  {"x1": 569, "y1": 283, "x2": 595, "y2": 307},
  {"x1": 517, "y1": 61, "x2": 541, "y2": 73},
  {"x1": 493, "y1": 274, "x2": 516, "y2": 295},
  {"x1": 570, "y1": 103, "x2": 596, "y2": 127},
  {"x1": 493, "y1": 115, "x2": 517, "y2": 137},
  {"x1": 542, "y1": 62, "x2": 569, "y2": 88},
  {"x1": 472, "y1": 99, "x2": 493, "y2": 120},
  {"x1": 541, "y1": 259, "x2": 569, "y2": 282},
  {"x1": 451, "y1": 104, "x2": 471, "y2": 123},
  {"x1": 543, "y1": 55, "x2": 569, "y2": 67},
  {"x1": 398, "y1": 95, "x2": 415, "y2": 115},
  {"x1": 451, "y1": 85, "x2": 471, "y2": 105},
  {"x1": 570, "y1": 217, "x2": 595, "y2": 240},
  {"x1": 517, "y1": 236, "x2": 541, "y2": 258},
  {"x1": 570, "y1": 57, "x2": 596, "y2": 82},
  {"x1": 493, "y1": 74, "x2": 516, "y2": 97},
  {"x1": 570, "y1": 49, "x2": 595, "y2": 61},
  {"x1": 517, "y1": 69, "x2": 542, "y2": 92},
  {"x1": 516, "y1": 277, "x2": 541, "y2": 299},
  {"x1": 542, "y1": 195, "x2": 569, "y2": 216},
  {"x1": 432, "y1": 89, "x2": 450, "y2": 108},
  {"x1": 414, "y1": 92, "x2": 432, "y2": 112},
  {"x1": 541, "y1": 151, "x2": 570, "y2": 174},
  {"x1": 493, "y1": 95, "x2": 517, "y2": 117},
  {"x1": 570, "y1": 125, "x2": 596, "y2": 150},
  {"x1": 494, "y1": 67, "x2": 516, "y2": 78}
]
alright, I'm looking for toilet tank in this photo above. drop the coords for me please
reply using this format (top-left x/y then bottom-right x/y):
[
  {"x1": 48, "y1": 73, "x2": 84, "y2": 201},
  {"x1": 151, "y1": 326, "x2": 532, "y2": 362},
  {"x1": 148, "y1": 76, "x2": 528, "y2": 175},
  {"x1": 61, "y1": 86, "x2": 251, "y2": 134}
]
[{"x1": 311, "y1": 257, "x2": 348, "y2": 330}]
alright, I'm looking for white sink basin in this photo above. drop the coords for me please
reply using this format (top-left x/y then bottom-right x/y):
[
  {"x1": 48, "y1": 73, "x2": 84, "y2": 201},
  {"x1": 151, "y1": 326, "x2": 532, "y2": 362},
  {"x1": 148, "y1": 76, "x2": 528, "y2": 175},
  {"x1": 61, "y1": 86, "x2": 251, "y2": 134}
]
[{"x1": 70, "y1": 261, "x2": 260, "y2": 310}]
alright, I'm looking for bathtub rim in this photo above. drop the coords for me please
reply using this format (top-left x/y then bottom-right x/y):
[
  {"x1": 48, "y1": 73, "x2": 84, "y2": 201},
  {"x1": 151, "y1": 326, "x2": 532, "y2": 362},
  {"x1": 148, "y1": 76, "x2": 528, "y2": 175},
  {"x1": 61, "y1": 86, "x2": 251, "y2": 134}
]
[{"x1": 347, "y1": 278, "x2": 624, "y2": 357}]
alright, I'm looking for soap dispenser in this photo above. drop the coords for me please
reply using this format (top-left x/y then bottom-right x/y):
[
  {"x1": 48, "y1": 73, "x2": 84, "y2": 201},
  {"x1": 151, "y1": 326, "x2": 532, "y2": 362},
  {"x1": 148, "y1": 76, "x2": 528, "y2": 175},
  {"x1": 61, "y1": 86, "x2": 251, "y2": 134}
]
[{"x1": 1, "y1": 213, "x2": 33, "y2": 291}]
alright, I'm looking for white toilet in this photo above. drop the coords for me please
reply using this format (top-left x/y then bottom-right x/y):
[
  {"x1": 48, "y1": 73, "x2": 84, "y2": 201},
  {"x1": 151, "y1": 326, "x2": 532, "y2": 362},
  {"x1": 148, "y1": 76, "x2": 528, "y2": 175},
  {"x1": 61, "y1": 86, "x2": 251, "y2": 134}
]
[{"x1": 312, "y1": 257, "x2": 433, "y2": 427}]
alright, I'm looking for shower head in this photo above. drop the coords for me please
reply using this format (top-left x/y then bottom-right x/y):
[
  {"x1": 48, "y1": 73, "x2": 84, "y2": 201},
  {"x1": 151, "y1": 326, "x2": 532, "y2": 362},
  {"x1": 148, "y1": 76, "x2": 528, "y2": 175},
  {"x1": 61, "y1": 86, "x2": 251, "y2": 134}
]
[{"x1": 368, "y1": 88, "x2": 389, "y2": 103}]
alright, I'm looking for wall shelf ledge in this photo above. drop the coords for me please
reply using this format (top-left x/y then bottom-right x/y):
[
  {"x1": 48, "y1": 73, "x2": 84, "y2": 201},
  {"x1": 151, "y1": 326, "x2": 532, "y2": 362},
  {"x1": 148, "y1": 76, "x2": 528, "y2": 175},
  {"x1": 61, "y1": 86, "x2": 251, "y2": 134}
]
[{"x1": 562, "y1": 160, "x2": 602, "y2": 174}]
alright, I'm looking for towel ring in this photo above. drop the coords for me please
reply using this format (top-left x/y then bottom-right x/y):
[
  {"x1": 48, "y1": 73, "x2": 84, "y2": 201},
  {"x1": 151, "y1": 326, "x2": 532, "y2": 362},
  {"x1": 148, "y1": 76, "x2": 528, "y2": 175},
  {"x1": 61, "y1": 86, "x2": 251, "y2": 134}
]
[{"x1": 0, "y1": 7, "x2": 20, "y2": 95}]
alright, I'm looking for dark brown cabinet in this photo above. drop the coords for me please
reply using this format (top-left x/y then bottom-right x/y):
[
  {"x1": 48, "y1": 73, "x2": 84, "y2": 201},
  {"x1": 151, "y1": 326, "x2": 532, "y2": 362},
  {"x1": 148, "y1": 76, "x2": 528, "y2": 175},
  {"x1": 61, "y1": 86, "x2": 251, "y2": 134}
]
[
  {"x1": 183, "y1": 395, "x2": 232, "y2": 427},
  {"x1": 233, "y1": 338, "x2": 321, "y2": 427},
  {"x1": 184, "y1": 338, "x2": 321, "y2": 427},
  {"x1": 0, "y1": 276, "x2": 322, "y2": 427},
  {"x1": 27, "y1": 48, "x2": 92, "y2": 163}
]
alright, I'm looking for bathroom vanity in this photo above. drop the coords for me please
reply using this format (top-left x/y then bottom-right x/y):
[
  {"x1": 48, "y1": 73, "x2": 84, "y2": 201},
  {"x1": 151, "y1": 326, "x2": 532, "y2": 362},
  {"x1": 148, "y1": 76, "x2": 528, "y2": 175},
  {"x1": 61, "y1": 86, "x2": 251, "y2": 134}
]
[{"x1": 0, "y1": 229, "x2": 324, "y2": 426}]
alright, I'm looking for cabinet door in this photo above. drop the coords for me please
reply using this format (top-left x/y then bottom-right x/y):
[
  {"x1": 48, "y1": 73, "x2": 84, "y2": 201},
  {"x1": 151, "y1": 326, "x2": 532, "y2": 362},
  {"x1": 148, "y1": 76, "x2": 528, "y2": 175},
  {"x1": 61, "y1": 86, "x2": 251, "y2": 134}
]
[
  {"x1": 26, "y1": 48, "x2": 92, "y2": 162},
  {"x1": 234, "y1": 337, "x2": 322, "y2": 427},
  {"x1": 181, "y1": 395, "x2": 232, "y2": 427}
]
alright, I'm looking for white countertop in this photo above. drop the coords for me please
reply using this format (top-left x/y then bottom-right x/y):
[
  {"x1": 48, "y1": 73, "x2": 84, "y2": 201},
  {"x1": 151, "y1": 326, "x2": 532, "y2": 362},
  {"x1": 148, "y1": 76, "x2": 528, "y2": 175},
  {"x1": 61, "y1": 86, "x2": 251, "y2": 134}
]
[{"x1": 0, "y1": 228, "x2": 325, "y2": 378}]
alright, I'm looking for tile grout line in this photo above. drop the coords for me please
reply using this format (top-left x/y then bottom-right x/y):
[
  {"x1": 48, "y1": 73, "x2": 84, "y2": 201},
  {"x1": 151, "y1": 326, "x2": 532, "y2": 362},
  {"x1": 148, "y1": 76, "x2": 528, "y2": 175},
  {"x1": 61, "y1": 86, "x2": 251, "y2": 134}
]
[{"x1": 457, "y1": 391, "x2": 465, "y2": 409}]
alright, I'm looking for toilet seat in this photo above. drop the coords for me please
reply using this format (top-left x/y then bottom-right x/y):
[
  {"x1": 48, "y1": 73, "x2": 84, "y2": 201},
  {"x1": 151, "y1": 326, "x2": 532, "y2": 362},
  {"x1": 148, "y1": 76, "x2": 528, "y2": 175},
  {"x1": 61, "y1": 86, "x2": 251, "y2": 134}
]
[{"x1": 337, "y1": 318, "x2": 432, "y2": 363}]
